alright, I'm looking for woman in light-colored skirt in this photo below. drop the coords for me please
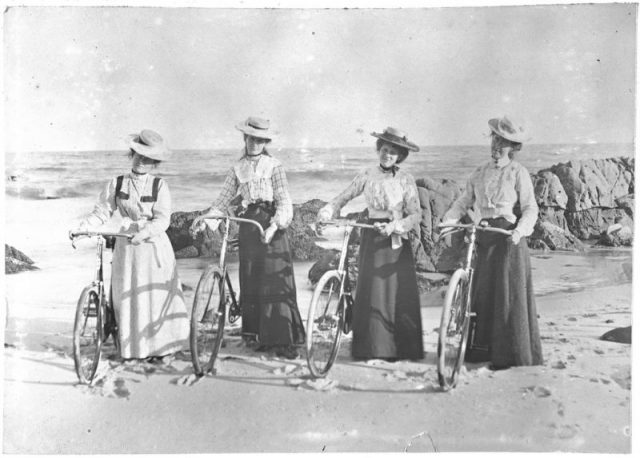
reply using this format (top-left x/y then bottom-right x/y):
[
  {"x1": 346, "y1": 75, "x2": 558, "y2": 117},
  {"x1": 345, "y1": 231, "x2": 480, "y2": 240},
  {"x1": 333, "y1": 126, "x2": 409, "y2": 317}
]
[{"x1": 75, "y1": 129, "x2": 189, "y2": 360}]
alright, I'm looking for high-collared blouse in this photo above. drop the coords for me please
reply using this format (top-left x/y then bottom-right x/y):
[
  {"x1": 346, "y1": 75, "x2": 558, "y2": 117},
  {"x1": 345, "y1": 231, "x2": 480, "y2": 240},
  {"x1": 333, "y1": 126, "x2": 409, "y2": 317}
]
[
  {"x1": 444, "y1": 160, "x2": 538, "y2": 236},
  {"x1": 84, "y1": 172, "x2": 171, "y2": 238},
  {"x1": 211, "y1": 153, "x2": 293, "y2": 229},
  {"x1": 319, "y1": 165, "x2": 421, "y2": 240}
]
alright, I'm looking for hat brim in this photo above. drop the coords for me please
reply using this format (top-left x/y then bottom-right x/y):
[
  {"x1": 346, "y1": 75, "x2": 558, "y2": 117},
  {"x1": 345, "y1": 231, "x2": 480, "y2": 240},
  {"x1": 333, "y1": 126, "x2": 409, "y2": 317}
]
[
  {"x1": 488, "y1": 119, "x2": 530, "y2": 144},
  {"x1": 235, "y1": 124, "x2": 278, "y2": 140},
  {"x1": 371, "y1": 132, "x2": 420, "y2": 152},
  {"x1": 127, "y1": 136, "x2": 171, "y2": 162}
]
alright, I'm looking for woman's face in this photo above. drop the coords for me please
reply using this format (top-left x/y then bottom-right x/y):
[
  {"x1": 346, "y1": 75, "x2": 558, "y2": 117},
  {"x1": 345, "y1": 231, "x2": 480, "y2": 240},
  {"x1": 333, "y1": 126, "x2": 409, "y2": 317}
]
[
  {"x1": 131, "y1": 152, "x2": 156, "y2": 174},
  {"x1": 377, "y1": 142, "x2": 402, "y2": 168},
  {"x1": 245, "y1": 135, "x2": 269, "y2": 156},
  {"x1": 490, "y1": 133, "x2": 514, "y2": 164}
]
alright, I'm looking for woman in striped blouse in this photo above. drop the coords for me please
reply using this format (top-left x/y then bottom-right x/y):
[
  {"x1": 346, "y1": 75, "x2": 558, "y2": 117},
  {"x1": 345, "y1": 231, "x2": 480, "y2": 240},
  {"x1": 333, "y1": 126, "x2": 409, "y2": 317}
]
[{"x1": 191, "y1": 117, "x2": 305, "y2": 359}]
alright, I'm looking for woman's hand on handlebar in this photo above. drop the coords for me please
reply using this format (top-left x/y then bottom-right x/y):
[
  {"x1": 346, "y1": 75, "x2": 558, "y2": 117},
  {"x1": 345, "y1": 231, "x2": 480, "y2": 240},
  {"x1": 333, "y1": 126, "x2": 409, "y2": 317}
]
[
  {"x1": 510, "y1": 229, "x2": 522, "y2": 245},
  {"x1": 374, "y1": 221, "x2": 396, "y2": 237},
  {"x1": 131, "y1": 229, "x2": 150, "y2": 245},
  {"x1": 262, "y1": 223, "x2": 278, "y2": 244}
]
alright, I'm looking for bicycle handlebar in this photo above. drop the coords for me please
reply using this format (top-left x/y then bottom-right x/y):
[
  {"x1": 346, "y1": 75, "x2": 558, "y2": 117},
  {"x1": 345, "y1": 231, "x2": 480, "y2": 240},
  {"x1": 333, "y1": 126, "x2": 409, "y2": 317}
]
[
  {"x1": 203, "y1": 215, "x2": 266, "y2": 237},
  {"x1": 69, "y1": 230, "x2": 134, "y2": 240},
  {"x1": 437, "y1": 222, "x2": 513, "y2": 237},
  {"x1": 317, "y1": 219, "x2": 377, "y2": 230}
]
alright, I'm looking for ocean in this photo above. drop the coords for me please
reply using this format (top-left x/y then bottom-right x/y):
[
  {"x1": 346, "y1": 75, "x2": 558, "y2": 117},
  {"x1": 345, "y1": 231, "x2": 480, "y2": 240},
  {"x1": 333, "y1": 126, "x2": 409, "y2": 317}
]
[{"x1": 4, "y1": 142, "x2": 634, "y2": 213}]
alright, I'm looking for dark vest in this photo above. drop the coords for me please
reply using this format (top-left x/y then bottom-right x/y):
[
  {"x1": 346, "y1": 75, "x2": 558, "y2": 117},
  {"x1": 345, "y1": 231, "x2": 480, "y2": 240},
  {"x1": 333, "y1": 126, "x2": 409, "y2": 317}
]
[{"x1": 115, "y1": 175, "x2": 161, "y2": 203}]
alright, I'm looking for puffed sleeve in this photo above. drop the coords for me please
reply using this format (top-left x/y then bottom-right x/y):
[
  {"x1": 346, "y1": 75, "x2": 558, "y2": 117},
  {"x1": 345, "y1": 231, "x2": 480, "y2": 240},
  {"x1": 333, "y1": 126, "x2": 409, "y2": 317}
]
[
  {"x1": 270, "y1": 163, "x2": 294, "y2": 229},
  {"x1": 212, "y1": 168, "x2": 239, "y2": 213},
  {"x1": 393, "y1": 174, "x2": 421, "y2": 235},
  {"x1": 84, "y1": 178, "x2": 118, "y2": 226},
  {"x1": 443, "y1": 169, "x2": 478, "y2": 223},
  {"x1": 145, "y1": 179, "x2": 172, "y2": 237},
  {"x1": 514, "y1": 165, "x2": 538, "y2": 236},
  {"x1": 318, "y1": 171, "x2": 367, "y2": 220}
]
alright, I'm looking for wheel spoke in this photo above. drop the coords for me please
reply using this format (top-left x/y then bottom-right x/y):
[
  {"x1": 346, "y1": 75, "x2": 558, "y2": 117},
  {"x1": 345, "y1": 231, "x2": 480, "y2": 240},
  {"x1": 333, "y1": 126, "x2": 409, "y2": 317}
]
[
  {"x1": 306, "y1": 273, "x2": 343, "y2": 378},
  {"x1": 73, "y1": 288, "x2": 103, "y2": 384},
  {"x1": 437, "y1": 271, "x2": 470, "y2": 390},
  {"x1": 190, "y1": 269, "x2": 226, "y2": 375}
]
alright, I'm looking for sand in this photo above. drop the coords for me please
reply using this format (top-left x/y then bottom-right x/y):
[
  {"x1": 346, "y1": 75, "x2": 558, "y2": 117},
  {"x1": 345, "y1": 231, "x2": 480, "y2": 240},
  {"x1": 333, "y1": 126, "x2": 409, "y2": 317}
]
[{"x1": 1, "y1": 195, "x2": 634, "y2": 453}]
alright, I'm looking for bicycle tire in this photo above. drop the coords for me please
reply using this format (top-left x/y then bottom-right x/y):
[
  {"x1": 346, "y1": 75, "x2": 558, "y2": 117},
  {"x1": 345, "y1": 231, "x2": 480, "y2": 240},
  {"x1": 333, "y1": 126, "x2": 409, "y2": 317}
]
[
  {"x1": 437, "y1": 268, "x2": 471, "y2": 390},
  {"x1": 189, "y1": 266, "x2": 226, "y2": 376},
  {"x1": 72, "y1": 286, "x2": 104, "y2": 385},
  {"x1": 306, "y1": 270, "x2": 344, "y2": 378}
]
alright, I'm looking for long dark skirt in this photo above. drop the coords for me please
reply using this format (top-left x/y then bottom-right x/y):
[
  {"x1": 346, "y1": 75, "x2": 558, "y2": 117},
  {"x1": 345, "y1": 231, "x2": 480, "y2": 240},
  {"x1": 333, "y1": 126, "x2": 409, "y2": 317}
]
[
  {"x1": 237, "y1": 203, "x2": 305, "y2": 346},
  {"x1": 465, "y1": 217, "x2": 544, "y2": 368},
  {"x1": 351, "y1": 225, "x2": 424, "y2": 360}
]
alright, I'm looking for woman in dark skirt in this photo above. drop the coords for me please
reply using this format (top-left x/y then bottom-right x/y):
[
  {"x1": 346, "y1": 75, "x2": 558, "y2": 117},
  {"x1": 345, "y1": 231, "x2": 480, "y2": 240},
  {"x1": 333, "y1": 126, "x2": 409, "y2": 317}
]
[
  {"x1": 443, "y1": 115, "x2": 543, "y2": 369},
  {"x1": 316, "y1": 127, "x2": 424, "y2": 361},
  {"x1": 191, "y1": 116, "x2": 305, "y2": 359}
]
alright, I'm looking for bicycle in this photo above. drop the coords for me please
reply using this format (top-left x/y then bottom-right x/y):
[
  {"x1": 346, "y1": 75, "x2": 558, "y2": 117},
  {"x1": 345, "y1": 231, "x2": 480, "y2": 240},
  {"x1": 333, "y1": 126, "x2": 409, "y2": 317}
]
[
  {"x1": 189, "y1": 215, "x2": 265, "y2": 376},
  {"x1": 69, "y1": 230, "x2": 133, "y2": 385},
  {"x1": 305, "y1": 219, "x2": 376, "y2": 378},
  {"x1": 436, "y1": 221, "x2": 512, "y2": 390}
]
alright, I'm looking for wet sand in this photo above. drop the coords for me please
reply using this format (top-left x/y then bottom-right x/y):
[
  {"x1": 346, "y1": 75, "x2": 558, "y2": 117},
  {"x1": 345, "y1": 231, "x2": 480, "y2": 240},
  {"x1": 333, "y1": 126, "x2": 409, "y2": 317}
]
[{"x1": 1, "y1": 195, "x2": 634, "y2": 453}]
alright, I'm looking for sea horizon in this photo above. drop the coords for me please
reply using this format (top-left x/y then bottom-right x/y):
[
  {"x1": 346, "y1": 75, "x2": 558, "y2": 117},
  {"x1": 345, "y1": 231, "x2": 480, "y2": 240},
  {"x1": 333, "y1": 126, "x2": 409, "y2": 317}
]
[{"x1": 4, "y1": 141, "x2": 635, "y2": 212}]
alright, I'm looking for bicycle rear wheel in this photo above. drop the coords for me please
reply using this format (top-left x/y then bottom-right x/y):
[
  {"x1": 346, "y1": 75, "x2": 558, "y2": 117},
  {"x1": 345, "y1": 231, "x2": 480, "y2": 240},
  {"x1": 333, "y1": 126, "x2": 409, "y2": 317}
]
[
  {"x1": 306, "y1": 270, "x2": 344, "y2": 378},
  {"x1": 73, "y1": 286, "x2": 104, "y2": 385},
  {"x1": 190, "y1": 266, "x2": 226, "y2": 375},
  {"x1": 437, "y1": 269, "x2": 471, "y2": 390}
]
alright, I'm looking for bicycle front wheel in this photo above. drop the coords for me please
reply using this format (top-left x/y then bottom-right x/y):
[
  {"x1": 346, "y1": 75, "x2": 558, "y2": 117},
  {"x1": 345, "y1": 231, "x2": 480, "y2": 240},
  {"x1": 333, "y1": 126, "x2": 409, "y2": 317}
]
[
  {"x1": 437, "y1": 269, "x2": 471, "y2": 390},
  {"x1": 73, "y1": 286, "x2": 104, "y2": 385},
  {"x1": 306, "y1": 270, "x2": 344, "y2": 378},
  {"x1": 190, "y1": 266, "x2": 226, "y2": 376}
]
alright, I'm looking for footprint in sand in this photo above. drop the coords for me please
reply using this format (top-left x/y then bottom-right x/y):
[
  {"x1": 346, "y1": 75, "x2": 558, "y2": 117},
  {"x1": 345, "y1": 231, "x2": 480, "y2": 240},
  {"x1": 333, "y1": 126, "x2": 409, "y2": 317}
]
[{"x1": 174, "y1": 373, "x2": 202, "y2": 387}]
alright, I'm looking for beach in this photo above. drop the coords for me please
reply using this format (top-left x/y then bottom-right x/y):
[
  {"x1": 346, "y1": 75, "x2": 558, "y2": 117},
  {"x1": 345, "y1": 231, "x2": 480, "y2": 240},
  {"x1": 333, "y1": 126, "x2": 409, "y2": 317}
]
[{"x1": 2, "y1": 191, "x2": 633, "y2": 453}]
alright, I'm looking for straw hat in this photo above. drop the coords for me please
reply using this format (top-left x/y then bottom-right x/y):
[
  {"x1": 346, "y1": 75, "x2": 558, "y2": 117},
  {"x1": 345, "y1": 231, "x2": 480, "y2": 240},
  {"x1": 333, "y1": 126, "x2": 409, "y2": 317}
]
[
  {"x1": 235, "y1": 116, "x2": 278, "y2": 140},
  {"x1": 371, "y1": 127, "x2": 420, "y2": 152},
  {"x1": 488, "y1": 116, "x2": 530, "y2": 144},
  {"x1": 127, "y1": 129, "x2": 171, "y2": 162}
]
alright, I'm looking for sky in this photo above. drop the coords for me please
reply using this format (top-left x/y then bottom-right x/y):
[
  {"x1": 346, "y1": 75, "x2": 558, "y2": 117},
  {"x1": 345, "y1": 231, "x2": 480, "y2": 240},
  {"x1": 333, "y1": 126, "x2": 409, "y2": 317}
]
[{"x1": 2, "y1": 2, "x2": 637, "y2": 152}]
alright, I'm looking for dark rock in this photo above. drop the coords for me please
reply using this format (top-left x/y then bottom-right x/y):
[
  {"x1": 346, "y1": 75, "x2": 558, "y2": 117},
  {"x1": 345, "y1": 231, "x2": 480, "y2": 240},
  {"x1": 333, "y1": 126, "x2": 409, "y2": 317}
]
[
  {"x1": 307, "y1": 250, "x2": 340, "y2": 285},
  {"x1": 166, "y1": 210, "x2": 222, "y2": 258},
  {"x1": 615, "y1": 194, "x2": 635, "y2": 219},
  {"x1": 175, "y1": 246, "x2": 200, "y2": 259},
  {"x1": 5, "y1": 244, "x2": 38, "y2": 274},
  {"x1": 531, "y1": 221, "x2": 585, "y2": 251},
  {"x1": 532, "y1": 170, "x2": 568, "y2": 209},
  {"x1": 600, "y1": 326, "x2": 631, "y2": 344},
  {"x1": 286, "y1": 199, "x2": 332, "y2": 261},
  {"x1": 550, "y1": 158, "x2": 634, "y2": 212},
  {"x1": 565, "y1": 208, "x2": 631, "y2": 240}
]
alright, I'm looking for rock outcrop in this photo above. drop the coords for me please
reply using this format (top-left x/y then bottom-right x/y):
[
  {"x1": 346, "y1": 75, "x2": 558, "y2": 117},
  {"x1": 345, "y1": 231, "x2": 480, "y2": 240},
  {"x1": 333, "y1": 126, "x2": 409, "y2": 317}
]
[
  {"x1": 5, "y1": 245, "x2": 38, "y2": 274},
  {"x1": 166, "y1": 156, "x2": 634, "y2": 279},
  {"x1": 600, "y1": 326, "x2": 631, "y2": 344},
  {"x1": 167, "y1": 199, "x2": 333, "y2": 261}
]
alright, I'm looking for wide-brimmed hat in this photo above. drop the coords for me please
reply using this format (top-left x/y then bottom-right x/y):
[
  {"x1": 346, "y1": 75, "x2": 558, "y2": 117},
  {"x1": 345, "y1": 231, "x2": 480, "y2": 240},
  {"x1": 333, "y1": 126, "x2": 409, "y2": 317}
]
[
  {"x1": 235, "y1": 116, "x2": 278, "y2": 140},
  {"x1": 488, "y1": 116, "x2": 530, "y2": 144},
  {"x1": 126, "y1": 129, "x2": 171, "y2": 162},
  {"x1": 371, "y1": 127, "x2": 420, "y2": 152}
]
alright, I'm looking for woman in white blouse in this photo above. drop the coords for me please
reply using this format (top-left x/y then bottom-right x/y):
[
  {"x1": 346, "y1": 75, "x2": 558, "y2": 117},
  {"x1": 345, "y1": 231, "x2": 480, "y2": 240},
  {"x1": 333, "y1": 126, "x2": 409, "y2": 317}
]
[
  {"x1": 443, "y1": 116, "x2": 543, "y2": 369},
  {"x1": 316, "y1": 127, "x2": 424, "y2": 361},
  {"x1": 191, "y1": 117, "x2": 305, "y2": 359},
  {"x1": 75, "y1": 130, "x2": 189, "y2": 361}
]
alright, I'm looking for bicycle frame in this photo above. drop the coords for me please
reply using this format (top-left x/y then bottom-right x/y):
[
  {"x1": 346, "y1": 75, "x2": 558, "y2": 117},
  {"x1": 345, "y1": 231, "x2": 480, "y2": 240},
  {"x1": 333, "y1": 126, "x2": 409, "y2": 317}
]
[
  {"x1": 436, "y1": 222, "x2": 512, "y2": 388},
  {"x1": 204, "y1": 215, "x2": 266, "y2": 314},
  {"x1": 70, "y1": 230, "x2": 132, "y2": 384},
  {"x1": 70, "y1": 230, "x2": 135, "y2": 305},
  {"x1": 318, "y1": 219, "x2": 377, "y2": 299}
]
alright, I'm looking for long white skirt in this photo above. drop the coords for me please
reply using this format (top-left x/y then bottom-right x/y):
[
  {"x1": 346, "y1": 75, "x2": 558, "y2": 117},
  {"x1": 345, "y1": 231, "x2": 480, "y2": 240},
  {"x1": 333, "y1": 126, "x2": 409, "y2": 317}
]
[{"x1": 111, "y1": 232, "x2": 189, "y2": 359}]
